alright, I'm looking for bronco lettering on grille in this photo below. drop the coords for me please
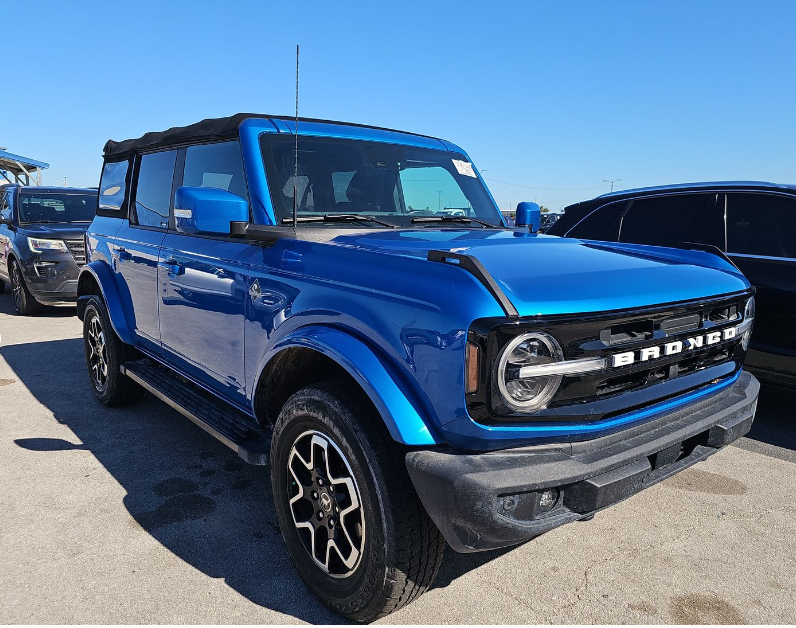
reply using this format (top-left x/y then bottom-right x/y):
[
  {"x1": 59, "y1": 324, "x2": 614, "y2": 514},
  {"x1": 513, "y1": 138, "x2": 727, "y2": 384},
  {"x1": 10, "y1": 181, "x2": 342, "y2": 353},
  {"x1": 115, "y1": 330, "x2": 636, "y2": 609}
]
[{"x1": 610, "y1": 327, "x2": 737, "y2": 368}]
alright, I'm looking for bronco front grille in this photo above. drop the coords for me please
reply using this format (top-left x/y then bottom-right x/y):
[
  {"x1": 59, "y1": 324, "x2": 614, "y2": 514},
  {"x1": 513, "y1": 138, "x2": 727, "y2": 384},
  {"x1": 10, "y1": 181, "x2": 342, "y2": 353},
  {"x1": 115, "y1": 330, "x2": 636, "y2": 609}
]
[
  {"x1": 64, "y1": 239, "x2": 86, "y2": 266},
  {"x1": 467, "y1": 292, "x2": 752, "y2": 426}
]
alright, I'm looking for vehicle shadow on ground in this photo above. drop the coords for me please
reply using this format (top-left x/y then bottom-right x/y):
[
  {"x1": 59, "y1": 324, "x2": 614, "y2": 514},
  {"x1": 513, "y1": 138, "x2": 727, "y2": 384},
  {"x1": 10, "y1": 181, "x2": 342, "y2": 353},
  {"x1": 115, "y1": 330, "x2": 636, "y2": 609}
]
[
  {"x1": 738, "y1": 381, "x2": 796, "y2": 457},
  {"x1": 1, "y1": 337, "x2": 507, "y2": 622}
]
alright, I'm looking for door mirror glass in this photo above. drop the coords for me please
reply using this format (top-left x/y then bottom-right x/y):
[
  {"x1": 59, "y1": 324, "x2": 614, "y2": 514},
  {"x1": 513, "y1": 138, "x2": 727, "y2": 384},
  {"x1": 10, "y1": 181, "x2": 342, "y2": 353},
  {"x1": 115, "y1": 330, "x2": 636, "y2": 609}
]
[
  {"x1": 515, "y1": 202, "x2": 541, "y2": 231},
  {"x1": 174, "y1": 186, "x2": 249, "y2": 235}
]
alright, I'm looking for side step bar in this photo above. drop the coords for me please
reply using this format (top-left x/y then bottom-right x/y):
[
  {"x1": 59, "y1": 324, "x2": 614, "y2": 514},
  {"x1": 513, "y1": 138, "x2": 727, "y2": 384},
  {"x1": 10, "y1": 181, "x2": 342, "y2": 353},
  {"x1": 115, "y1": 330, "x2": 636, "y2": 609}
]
[{"x1": 120, "y1": 359, "x2": 271, "y2": 465}]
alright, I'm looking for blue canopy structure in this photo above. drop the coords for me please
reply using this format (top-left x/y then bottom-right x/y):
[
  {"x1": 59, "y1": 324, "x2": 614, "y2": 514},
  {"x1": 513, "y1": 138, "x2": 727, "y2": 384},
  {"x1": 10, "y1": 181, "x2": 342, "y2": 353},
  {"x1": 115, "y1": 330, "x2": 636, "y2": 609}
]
[{"x1": 0, "y1": 148, "x2": 49, "y2": 186}]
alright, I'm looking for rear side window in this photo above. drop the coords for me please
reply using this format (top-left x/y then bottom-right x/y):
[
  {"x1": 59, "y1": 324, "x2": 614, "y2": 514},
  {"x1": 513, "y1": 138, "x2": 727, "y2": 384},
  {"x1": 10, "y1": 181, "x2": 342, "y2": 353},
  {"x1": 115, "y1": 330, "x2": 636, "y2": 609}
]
[
  {"x1": 567, "y1": 201, "x2": 628, "y2": 241},
  {"x1": 727, "y1": 193, "x2": 796, "y2": 259},
  {"x1": 98, "y1": 161, "x2": 129, "y2": 213},
  {"x1": 619, "y1": 194, "x2": 714, "y2": 248},
  {"x1": 133, "y1": 150, "x2": 177, "y2": 229},
  {"x1": 181, "y1": 141, "x2": 248, "y2": 202}
]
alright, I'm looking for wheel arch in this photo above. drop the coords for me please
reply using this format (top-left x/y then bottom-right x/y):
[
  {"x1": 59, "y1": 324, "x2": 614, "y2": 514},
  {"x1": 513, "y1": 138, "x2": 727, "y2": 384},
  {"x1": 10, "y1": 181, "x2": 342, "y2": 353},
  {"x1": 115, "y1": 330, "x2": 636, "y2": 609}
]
[
  {"x1": 253, "y1": 325, "x2": 441, "y2": 447},
  {"x1": 76, "y1": 262, "x2": 136, "y2": 345}
]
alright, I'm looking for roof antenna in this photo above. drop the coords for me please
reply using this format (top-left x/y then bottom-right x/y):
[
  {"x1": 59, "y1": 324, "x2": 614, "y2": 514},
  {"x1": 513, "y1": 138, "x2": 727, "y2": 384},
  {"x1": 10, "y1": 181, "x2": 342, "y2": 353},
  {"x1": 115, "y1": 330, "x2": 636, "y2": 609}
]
[{"x1": 292, "y1": 44, "x2": 299, "y2": 233}]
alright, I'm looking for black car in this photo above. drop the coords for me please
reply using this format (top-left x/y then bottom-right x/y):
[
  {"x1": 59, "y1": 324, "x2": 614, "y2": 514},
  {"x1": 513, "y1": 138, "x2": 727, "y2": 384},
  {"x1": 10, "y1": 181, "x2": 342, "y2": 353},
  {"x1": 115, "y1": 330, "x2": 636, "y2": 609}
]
[
  {"x1": 0, "y1": 185, "x2": 96, "y2": 314},
  {"x1": 547, "y1": 181, "x2": 796, "y2": 386}
]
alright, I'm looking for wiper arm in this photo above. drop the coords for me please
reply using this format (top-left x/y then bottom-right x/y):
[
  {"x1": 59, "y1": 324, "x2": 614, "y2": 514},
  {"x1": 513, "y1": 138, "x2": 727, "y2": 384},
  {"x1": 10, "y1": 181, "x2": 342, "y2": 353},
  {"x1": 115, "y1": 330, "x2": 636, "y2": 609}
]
[
  {"x1": 410, "y1": 215, "x2": 497, "y2": 228},
  {"x1": 281, "y1": 214, "x2": 397, "y2": 228}
]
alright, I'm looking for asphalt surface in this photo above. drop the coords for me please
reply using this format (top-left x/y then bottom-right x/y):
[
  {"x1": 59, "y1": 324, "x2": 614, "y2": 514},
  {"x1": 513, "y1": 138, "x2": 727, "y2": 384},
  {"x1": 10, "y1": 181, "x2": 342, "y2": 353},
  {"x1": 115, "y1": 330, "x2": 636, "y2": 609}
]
[{"x1": 1, "y1": 293, "x2": 795, "y2": 624}]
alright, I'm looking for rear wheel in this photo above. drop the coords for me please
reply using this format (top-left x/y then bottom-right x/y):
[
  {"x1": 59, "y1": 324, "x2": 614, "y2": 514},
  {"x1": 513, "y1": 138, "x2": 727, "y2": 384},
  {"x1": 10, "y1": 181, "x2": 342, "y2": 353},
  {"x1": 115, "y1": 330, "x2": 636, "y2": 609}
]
[
  {"x1": 9, "y1": 260, "x2": 42, "y2": 315},
  {"x1": 83, "y1": 295, "x2": 143, "y2": 406},
  {"x1": 270, "y1": 380, "x2": 445, "y2": 622}
]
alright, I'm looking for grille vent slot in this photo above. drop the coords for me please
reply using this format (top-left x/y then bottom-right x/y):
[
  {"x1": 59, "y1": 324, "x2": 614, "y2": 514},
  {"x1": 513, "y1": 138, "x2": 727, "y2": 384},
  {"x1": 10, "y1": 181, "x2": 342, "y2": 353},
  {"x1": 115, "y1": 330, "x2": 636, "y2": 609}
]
[{"x1": 661, "y1": 313, "x2": 701, "y2": 335}]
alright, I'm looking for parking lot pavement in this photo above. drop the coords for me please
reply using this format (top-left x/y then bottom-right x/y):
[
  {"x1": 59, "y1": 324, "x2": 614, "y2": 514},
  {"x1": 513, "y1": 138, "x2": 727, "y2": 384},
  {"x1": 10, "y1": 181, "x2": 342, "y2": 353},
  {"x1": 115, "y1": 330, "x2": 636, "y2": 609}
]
[{"x1": 0, "y1": 295, "x2": 794, "y2": 625}]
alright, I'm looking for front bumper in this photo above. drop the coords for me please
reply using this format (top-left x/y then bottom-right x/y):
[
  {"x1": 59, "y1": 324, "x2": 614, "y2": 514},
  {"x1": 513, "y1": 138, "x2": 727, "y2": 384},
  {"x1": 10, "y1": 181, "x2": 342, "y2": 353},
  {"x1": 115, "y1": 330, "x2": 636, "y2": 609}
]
[
  {"x1": 406, "y1": 371, "x2": 759, "y2": 553},
  {"x1": 23, "y1": 258, "x2": 79, "y2": 304}
]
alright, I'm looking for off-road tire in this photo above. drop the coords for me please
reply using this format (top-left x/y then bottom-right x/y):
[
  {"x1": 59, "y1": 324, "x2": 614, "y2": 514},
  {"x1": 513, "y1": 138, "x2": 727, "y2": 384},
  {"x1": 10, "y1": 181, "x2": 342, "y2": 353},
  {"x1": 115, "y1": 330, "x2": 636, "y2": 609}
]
[
  {"x1": 9, "y1": 259, "x2": 43, "y2": 315},
  {"x1": 270, "y1": 379, "x2": 445, "y2": 622},
  {"x1": 83, "y1": 295, "x2": 143, "y2": 406}
]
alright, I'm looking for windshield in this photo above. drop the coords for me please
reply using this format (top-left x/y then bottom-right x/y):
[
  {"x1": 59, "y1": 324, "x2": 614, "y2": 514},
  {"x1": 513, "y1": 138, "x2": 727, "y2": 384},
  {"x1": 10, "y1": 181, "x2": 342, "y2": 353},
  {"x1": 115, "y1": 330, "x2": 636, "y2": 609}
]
[
  {"x1": 19, "y1": 192, "x2": 96, "y2": 223},
  {"x1": 261, "y1": 136, "x2": 504, "y2": 227}
]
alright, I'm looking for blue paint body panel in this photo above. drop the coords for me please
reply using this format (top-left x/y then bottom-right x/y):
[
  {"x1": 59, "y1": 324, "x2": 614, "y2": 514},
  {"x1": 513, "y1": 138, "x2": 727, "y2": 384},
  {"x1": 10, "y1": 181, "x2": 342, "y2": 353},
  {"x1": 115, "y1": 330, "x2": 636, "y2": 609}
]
[{"x1": 80, "y1": 114, "x2": 754, "y2": 453}]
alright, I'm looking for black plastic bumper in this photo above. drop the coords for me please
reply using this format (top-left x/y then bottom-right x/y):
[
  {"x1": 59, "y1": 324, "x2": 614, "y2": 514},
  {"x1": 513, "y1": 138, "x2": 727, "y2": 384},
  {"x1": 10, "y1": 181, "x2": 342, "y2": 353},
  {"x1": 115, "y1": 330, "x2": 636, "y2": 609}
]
[{"x1": 405, "y1": 371, "x2": 759, "y2": 553}]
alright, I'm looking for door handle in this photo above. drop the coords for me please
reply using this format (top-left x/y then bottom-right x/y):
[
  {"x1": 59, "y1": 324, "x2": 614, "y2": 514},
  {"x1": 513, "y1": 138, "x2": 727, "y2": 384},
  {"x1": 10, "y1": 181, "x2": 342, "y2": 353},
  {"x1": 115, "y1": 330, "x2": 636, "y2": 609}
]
[
  {"x1": 159, "y1": 258, "x2": 184, "y2": 276},
  {"x1": 117, "y1": 247, "x2": 132, "y2": 261}
]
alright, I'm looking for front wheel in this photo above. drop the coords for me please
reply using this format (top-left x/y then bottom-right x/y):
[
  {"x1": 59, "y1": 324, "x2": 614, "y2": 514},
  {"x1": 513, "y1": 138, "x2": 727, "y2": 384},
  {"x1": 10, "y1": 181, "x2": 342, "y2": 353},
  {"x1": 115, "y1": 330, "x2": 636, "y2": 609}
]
[
  {"x1": 270, "y1": 380, "x2": 445, "y2": 622},
  {"x1": 9, "y1": 260, "x2": 42, "y2": 315},
  {"x1": 83, "y1": 295, "x2": 143, "y2": 406}
]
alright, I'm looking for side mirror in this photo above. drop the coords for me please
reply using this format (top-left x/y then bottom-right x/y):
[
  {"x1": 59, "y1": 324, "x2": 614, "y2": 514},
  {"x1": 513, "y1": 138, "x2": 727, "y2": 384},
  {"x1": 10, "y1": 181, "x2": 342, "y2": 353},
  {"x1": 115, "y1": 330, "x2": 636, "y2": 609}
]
[
  {"x1": 514, "y1": 202, "x2": 541, "y2": 232},
  {"x1": 174, "y1": 186, "x2": 249, "y2": 235},
  {"x1": 0, "y1": 216, "x2": 13, "y2": 227}
]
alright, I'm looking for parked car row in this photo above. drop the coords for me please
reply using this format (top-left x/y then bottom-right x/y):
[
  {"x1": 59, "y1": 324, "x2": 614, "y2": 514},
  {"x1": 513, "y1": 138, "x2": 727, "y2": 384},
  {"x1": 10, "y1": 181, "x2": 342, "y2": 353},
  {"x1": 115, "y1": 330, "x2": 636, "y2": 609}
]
[{"x1": 0, "y1": 114, "x2": 786, "y2": 620}]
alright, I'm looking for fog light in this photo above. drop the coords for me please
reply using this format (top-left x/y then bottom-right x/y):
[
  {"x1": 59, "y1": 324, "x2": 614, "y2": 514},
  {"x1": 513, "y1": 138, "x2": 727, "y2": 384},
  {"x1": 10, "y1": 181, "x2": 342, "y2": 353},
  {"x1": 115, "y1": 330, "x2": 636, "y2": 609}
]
[{"x1": 539, "y1": 488, "x2": 559, "y2": 512}]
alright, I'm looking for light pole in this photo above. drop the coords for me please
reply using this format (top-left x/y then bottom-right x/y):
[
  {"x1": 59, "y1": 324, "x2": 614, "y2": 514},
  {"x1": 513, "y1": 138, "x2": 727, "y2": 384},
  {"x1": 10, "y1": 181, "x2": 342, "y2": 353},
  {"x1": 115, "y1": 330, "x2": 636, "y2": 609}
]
[{"x1": 603, "y1": 178, "x2": 622, "y2": 192}]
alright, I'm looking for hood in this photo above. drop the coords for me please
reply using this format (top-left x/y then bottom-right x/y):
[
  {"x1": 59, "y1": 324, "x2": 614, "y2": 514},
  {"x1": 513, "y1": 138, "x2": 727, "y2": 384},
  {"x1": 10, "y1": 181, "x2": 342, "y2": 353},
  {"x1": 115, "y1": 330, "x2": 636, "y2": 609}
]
[
  {"x1": 20, "y1": 222, "x2": 89, "y2": 240},
  {"x1": 328, "y1": 228, "x2": 750, "y2": 316}
]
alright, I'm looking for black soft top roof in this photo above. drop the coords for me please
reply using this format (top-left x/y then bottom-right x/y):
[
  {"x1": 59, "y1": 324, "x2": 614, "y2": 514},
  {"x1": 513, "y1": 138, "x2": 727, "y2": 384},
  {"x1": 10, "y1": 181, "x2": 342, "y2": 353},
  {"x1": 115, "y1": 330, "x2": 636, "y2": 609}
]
[
  {"x1": 103, "y1": 113, "x2": 267, "y2": 159},
  {"x1": 103, "y1": 112, "x2": 441, "y2": 160}
]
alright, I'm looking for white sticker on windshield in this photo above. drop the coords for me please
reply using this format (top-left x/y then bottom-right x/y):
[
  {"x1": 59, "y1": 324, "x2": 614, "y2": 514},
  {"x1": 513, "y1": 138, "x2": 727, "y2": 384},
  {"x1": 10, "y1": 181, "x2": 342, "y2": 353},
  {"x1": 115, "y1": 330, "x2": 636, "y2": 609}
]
[{"x1": 452, "y1": 159, "x2": 477, "y2": 178}]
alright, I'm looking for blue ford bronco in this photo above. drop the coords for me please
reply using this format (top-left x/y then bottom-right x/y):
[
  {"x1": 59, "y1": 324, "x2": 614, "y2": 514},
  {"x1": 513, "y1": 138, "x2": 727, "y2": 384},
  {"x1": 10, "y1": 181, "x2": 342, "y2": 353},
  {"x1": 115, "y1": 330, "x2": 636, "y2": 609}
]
[{"x1": 77, "y1": 113, "x2": 759, "y2": 621}]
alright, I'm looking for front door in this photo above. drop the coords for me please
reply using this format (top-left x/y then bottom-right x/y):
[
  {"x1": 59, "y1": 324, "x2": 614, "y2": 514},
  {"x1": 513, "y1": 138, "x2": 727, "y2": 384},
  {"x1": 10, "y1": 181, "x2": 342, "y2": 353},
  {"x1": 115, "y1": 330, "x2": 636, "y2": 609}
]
[
  {"x1": 113, "y1": 149, "x2": 177, "y2": 354},
  {"x1": 158, "y1": 140, "x2": 253, "y2": 407}
]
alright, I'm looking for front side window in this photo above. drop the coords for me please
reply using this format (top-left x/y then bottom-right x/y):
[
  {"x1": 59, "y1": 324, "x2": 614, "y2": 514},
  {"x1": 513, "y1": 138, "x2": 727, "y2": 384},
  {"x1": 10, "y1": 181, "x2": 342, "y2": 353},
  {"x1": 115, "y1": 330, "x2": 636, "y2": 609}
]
[
  {"x1": 181, "y1": 140, "x2": 249, "y2": 201},
  {"x1": 261, "y1": 136, "x2": 502, "y2": 226},
  {"x1": 99, "y1": 160, "x2": 129, "y2": 211},
  {"x1": 18, "y1": 192, "x2": 97, "y2": 223},
  {"x1": 619, "y1": 194, "x2": 715, "y2": 248},
  {"x1": 726, "y1": 193, "x2": 796, "y2": 259},
  {"x1": 133, "y1": 150, "x2": 177, "y2": 228}
]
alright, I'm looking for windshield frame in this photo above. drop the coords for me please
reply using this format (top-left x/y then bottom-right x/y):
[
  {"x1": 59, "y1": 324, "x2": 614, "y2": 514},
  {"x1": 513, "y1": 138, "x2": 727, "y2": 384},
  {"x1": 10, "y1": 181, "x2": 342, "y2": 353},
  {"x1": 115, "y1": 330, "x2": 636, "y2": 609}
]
[
  {"x1": 18, "y1": 191, "x2": 97, "y2": 224},
  {"x1": 260, "y1": 134, "x2": 506, "y2": 229}
]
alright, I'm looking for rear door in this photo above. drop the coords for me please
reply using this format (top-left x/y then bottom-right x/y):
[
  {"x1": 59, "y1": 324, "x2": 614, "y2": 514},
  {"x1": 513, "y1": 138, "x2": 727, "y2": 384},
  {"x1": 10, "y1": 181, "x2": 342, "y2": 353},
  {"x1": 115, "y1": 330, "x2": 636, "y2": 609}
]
[
  {"x1": 158, "y1": 140, "x2": 255, "y2": 407},
  {"x1": 113, "y1": 149, "x2": 176, "y2": 354},
  {"x1": 723, "y1": 192, "x2": 796, "y2": 378}
]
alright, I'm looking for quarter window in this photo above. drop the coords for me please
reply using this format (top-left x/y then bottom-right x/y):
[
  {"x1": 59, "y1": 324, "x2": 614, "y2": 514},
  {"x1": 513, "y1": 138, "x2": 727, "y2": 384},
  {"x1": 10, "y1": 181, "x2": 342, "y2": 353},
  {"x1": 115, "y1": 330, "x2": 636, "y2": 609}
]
[
  {"x1": 98, "y1": 161, "x2": 129, "y2": 212},
  {"x1": 133, "y1": 151, "x2": 177, "y2": 228},
  {"x1": 619, "y1": 194, "x2": 714, "y2": 248},
  {"x1": 726, "y1": 193, "x2": 796, "y2": 259},
  {"x1": 0, "y1": 192, "x2": 10, "y2": 220},
  {"x1": 567, "y1": 201, "x2": 628, "y2": 241}
]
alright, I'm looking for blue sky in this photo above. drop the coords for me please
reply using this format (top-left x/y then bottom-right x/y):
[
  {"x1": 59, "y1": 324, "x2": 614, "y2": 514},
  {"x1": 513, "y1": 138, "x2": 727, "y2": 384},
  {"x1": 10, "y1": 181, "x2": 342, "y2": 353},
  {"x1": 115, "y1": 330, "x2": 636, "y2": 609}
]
[{"x1": 3, "y1": 0, "x2": 794, "y2": 211}]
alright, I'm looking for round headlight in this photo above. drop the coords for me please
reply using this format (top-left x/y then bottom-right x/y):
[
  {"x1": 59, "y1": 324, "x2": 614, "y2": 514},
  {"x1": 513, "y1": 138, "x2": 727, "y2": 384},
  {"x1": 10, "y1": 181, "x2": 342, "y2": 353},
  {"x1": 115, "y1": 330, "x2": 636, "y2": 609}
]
[
  {"x1": 742, "y1": 296, "x2": 756, "y2": 350},
  {"x1": 497, "y1": 332, "x2": 564, "y2": 412}
]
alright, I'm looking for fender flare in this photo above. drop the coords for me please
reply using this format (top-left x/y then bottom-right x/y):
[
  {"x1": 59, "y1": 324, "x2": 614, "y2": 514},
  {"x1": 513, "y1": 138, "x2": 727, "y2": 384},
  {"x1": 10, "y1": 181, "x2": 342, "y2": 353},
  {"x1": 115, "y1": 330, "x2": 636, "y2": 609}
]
[
  {"x1": 261, "y1": 325, "x2": 441, "y2": 446},
  {"x1": 77, "y1": 262, "x2": 136, "y2": 345}
]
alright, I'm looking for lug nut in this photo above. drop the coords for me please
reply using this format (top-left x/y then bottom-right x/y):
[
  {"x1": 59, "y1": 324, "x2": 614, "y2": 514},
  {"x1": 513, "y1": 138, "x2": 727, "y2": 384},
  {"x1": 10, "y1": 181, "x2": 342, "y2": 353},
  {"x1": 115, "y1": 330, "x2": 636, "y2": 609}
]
[
  {"x1": 317, "y1": 510, "x2": 324, "y2": 520},
  {"x1": 317, "y1": 478, "x2": 324, "y2": 486},
  {"x1": 311, "y1": 490, "x2": 318, "y2": 500},
  {"x1": 329, "y1": 518, "x2": 335, "y2": 527}
]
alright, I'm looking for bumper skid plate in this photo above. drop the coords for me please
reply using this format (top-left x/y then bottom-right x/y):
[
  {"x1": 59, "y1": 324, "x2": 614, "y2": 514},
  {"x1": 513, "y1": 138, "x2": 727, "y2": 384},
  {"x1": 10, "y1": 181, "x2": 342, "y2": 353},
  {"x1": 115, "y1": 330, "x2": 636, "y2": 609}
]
[{"x1": 405, "y1": 371, "x2": 759, "y2": 553}]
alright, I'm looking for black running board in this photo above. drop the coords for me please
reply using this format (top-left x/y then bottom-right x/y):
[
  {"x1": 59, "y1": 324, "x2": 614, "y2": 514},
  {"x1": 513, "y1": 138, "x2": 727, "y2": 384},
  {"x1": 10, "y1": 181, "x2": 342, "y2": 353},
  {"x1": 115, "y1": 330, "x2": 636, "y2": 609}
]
[{"x1": 120, "y1": 359, "x2": 271, "y2": 465}]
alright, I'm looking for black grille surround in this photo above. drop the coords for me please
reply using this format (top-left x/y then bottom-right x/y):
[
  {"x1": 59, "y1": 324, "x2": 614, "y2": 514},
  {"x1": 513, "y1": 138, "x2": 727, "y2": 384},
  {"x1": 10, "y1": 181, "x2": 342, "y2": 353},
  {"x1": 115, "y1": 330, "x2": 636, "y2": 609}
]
[
  {"x1": 64, "y1": 239, "x2": 86, "y2": 266},
  {"x1": 466, "y1": 291, "x2": 753, "y2": 427}
]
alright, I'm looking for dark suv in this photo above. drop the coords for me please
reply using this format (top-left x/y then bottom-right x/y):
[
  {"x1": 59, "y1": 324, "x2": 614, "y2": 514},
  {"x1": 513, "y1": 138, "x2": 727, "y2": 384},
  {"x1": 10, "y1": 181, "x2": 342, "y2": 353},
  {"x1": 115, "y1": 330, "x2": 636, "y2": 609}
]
[
  {"x1": 0, "y1": 185, "x2": 96, "y2": 314},
  {"x1": 548, "y1": 181, "x2": 796, "y2": 385}
]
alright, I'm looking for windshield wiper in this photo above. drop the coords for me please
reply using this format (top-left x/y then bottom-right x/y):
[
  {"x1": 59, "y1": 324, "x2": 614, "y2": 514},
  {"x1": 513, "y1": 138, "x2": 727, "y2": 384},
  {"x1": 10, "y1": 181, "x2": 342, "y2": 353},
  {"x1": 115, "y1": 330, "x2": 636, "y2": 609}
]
[
  {"x1": 281, "y1": 214, "x2": 397, "y2": 228},
  {"x1": 410, "y1": 216, "x2": 498, "y2": 228}
]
